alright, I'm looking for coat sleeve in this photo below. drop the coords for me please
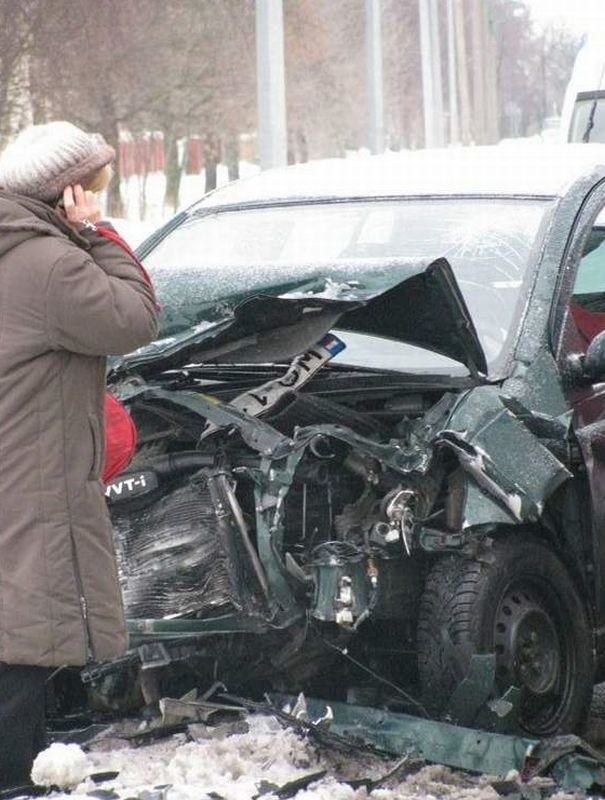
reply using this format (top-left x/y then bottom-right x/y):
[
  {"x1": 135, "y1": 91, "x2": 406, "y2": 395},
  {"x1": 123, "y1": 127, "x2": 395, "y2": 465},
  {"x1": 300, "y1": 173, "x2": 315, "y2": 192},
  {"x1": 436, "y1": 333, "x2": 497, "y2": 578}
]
[{"x1": 45, "y1": 228, "x2": 159, "y2": 356}]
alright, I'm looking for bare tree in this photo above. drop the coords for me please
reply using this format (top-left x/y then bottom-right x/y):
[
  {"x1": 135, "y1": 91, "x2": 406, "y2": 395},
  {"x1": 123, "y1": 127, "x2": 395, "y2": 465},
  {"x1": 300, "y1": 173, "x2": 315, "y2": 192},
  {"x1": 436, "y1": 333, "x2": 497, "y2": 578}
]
[
  {"x1": 30, "y1": 0, "x2": 179, "y2": 212},
  {"x1": 2, "y1": 0, "x2": 577, "y2": 219},
  {"x1": 30, "y1": 0, "x2": 254, "y2": 211},
  {"x1": 491, "y1": 0, "x2": 579, "y2": 137},
  {"x1": 0, "y1": 0, "x2": 43, "y2": 146}
]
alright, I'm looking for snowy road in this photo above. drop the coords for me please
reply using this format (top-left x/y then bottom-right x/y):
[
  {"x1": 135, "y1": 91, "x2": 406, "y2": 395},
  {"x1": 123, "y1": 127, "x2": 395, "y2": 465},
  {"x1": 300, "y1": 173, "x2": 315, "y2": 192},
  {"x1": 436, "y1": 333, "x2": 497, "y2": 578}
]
[{"x1": 25, "y1": 712, "x2": 576, "y2": 800}]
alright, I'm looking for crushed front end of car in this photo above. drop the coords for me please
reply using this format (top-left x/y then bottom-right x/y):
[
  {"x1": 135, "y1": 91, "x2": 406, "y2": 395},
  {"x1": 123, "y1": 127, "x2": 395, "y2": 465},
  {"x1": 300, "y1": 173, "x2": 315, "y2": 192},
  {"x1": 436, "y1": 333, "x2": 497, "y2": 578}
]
[{"x1": 69, "y1": 254, "x2": 587, "y2": 744}]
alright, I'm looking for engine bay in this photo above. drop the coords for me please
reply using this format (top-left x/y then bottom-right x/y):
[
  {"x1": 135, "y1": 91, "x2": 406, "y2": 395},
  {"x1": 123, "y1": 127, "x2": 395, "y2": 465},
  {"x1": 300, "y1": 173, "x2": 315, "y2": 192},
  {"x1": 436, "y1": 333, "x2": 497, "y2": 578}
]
[{"x1": 103, "y1": 358, "x2": 465, "y2": 699}]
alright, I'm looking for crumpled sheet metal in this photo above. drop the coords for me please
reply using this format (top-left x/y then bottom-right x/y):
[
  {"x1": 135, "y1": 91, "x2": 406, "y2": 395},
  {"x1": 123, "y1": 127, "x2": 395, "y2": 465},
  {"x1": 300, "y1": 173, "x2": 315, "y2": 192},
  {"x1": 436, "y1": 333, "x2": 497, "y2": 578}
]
[
  {"x1": 438, "y1": 386, "x2": 572, "y2": 528},
  {"x1": 126, "y1": 378, "x2": 571, "y2": 620},
  {"x1": 524, "y1": 735, "x2": 605, "y2": 792},
  {"x1": 278, "y1": 695, "x2": 605, "y2": 793},
  {"x1": 288, "y1": 694, "x2": 534, "y2": 776},
  {"x1": 284, "y1": 385, "x2": 571, "y2": 533},
  {"x1": 503, "y1": 349, "x2": 570, "y2": 420}
]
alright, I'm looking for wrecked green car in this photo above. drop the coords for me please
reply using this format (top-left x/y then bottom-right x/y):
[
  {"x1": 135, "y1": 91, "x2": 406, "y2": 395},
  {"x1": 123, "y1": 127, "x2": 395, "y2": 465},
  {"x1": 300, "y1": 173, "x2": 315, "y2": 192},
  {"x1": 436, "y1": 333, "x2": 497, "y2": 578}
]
[{"x1": 99, "y1": 146, "x2": 605, "y2": 738}]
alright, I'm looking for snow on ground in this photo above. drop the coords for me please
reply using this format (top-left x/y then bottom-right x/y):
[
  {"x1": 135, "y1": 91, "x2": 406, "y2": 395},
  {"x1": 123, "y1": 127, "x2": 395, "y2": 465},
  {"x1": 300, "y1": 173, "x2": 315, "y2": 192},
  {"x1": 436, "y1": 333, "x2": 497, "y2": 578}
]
[
  {"x1": 103, "y1": 158, "x2": 262, "y2": 251},
  {"x1": 84, "y1": 715, "x2": 316, "y2": 799},
  {"x1": 31, "y1": 743, "x2": 89, "y2": 789},
  {"x1": 24, "y1": 712, "x2": 568, "y2": 800}
]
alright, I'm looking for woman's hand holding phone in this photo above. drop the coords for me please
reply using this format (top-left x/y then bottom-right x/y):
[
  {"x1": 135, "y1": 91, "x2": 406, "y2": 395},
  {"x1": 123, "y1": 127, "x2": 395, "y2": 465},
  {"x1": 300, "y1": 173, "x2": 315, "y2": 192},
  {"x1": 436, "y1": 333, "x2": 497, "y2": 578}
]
[{"x1": 60, "y1": 184, "x2": 102, "y2": 230}]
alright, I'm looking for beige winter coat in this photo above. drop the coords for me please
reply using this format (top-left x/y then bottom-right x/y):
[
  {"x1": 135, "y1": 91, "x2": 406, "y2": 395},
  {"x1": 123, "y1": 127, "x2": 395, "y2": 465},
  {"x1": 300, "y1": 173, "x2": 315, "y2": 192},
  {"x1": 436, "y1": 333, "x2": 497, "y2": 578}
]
[{"x1": 0, "y1": 190, "x2": 158, "y2": 667}]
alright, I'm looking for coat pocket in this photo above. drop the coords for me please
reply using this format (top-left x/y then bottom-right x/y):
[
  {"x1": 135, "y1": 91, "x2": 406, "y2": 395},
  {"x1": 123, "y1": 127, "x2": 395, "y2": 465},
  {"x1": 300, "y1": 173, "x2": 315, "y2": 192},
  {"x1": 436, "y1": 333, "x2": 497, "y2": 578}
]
[{"x1": 88, "y1": 415, "x2": 103, "y2": 481}]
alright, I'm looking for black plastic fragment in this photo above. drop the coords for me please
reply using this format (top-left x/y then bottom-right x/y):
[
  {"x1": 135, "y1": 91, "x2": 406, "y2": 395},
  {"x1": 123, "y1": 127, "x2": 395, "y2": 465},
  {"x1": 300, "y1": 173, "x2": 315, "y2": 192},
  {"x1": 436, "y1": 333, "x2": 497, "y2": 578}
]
[
  {"x1": 0, "y1": 785, "x2": 50, "y2": 800},
  {"x1": 491, "y1": 780, "x2": 520, "y2": 796},
  {"x1": 255, "y1": 770, "x2": 327, "y2": 798},
  {"x1": 90, "y1": 771, "x2": 120, "y2": 784}
]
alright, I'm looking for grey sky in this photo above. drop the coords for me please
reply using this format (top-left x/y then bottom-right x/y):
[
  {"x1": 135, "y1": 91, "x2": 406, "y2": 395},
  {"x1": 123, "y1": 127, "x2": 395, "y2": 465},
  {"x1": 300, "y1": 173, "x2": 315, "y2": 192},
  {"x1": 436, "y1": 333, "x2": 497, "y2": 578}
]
[{"x1": 524, "y1": 0, "x2": 604, "y2": 35}]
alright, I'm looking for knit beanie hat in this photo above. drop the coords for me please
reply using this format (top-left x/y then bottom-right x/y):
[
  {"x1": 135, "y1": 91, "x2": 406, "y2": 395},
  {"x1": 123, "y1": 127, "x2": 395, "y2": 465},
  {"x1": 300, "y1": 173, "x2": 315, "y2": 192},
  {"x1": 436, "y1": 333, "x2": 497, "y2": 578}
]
[{"x1": 0, "y1": 121, "x2": 115, "y2": 202}]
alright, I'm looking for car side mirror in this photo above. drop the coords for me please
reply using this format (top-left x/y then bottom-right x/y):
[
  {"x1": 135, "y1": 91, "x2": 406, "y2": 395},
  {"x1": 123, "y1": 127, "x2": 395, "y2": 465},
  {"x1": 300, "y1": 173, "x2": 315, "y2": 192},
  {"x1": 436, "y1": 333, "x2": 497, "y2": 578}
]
[{"x1": 583, "y1": 330, "x2": 605, "y2": 382}]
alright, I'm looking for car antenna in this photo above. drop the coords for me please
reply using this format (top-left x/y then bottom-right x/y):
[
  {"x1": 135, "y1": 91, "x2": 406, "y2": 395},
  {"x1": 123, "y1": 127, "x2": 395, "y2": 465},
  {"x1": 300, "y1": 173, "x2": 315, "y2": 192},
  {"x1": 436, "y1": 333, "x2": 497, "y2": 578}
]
[{"x1": 583, "y1": 62, "x2": 605, "y2": 143}]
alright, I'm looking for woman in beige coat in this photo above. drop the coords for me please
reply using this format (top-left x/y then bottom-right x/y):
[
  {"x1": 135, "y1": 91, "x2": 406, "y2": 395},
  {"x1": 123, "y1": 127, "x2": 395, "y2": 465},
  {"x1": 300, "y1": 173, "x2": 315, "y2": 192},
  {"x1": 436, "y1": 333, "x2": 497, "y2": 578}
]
[{"x1": 0, "y1": 121, "x2": 158, "y2": 788}]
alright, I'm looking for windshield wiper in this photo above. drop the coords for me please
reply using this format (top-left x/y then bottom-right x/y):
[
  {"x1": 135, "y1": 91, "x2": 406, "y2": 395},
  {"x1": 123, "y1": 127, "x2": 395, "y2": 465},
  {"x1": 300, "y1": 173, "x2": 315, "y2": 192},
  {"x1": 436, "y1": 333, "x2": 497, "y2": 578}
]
[{"x1": 583, "y1": 99, "x2": 599, "y2": 143}]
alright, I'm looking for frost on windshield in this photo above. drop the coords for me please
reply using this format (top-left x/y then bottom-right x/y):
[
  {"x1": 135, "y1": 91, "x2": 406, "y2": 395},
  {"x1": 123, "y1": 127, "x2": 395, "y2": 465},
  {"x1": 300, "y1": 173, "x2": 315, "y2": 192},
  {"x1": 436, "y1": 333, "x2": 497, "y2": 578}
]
[{"x1": 148, "y1": 256, "x2": 413, "y2": 337}]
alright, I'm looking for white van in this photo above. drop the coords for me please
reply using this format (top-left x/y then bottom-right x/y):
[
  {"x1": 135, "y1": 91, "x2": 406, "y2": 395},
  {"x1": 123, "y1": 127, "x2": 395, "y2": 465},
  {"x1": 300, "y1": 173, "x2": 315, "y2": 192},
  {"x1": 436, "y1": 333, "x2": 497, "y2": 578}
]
[{"x1": 561, "y1": 33, "x2": 605, "y2": 143}]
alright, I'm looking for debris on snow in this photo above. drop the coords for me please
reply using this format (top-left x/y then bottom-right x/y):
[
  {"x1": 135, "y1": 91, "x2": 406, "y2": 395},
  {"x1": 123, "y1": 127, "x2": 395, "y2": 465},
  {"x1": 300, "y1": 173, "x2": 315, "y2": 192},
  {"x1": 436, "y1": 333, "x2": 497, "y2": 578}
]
[
  {"x1": 281, "y1": 777, "x2": 366, "y2": 800},
  {"x1": 187, "y1": 718, "x2": 250, "y2": 741},
  {"x1": 285, "y1": 693, "x2": 334, "y2": 730},
  {"x1": 404, "y1": 763, "x2": 499, "y2": 799},
  {"x1": 78, "y1": 714, "x2": 318, "y2": 800},
  {"x1": 31, "y1": 742, "x2": 89, "y2": 788},
  {"x1": 24, "y1": 710, "x2": 604, "y2": 800},
  {"x1": 256, "y1": 769, "x2": 328, "y2": 798}
]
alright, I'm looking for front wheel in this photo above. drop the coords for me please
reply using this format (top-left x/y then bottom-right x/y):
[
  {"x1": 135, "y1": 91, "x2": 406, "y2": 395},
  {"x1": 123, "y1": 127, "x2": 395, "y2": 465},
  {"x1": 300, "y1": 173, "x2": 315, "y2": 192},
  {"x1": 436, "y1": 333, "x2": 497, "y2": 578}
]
[{"x1": 417, "y1": 535, "x2": 594, "y2": 736}]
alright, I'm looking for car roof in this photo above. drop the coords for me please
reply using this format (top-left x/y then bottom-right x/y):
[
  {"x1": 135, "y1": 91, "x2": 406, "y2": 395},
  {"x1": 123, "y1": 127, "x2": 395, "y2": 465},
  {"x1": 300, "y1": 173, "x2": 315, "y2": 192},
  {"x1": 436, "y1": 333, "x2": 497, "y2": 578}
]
[{"x1": 196, "y1": 144, "x2": 605, "y2": 209}]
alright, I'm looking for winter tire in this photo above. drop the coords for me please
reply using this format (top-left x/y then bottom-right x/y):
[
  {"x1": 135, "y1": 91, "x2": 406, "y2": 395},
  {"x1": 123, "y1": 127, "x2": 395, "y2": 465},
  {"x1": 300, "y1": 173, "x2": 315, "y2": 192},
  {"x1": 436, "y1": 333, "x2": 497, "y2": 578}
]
[{"x1": 417, "y1": 535, "x2": 594, "y2": 736}]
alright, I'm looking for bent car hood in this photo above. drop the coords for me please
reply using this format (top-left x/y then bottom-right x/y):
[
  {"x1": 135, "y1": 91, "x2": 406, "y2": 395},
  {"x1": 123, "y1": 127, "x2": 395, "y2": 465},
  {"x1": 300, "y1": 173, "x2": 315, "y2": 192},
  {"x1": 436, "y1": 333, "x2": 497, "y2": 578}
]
[{"x1": 112, "y1": 257, "x2": 487, "y2": 378}]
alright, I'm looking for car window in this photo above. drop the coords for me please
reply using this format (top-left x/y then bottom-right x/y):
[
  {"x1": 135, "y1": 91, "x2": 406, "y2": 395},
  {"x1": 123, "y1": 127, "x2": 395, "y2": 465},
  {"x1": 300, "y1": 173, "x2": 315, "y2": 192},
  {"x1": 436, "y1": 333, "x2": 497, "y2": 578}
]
[
  {"x1": 571, "y1": 226, "x2": 605, "y2": 346},
  {"x1": 143, "y1": 198, "x2": 551, "y2": 375}
]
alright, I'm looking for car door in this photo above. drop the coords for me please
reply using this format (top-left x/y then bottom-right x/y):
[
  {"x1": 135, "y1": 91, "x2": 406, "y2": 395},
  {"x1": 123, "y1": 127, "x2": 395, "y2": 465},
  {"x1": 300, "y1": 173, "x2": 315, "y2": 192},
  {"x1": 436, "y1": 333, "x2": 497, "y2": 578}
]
[{"x1": 556, "y1": 191, "x2": 605, "y2": 633}]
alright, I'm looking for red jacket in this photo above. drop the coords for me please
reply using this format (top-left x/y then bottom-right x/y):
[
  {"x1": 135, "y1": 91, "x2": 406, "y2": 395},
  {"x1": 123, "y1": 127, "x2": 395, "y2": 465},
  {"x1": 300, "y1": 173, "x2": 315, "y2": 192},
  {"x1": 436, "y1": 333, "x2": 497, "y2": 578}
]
[{"x1": 100, "y1": 224, "x2": 158, "y2": 483}]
